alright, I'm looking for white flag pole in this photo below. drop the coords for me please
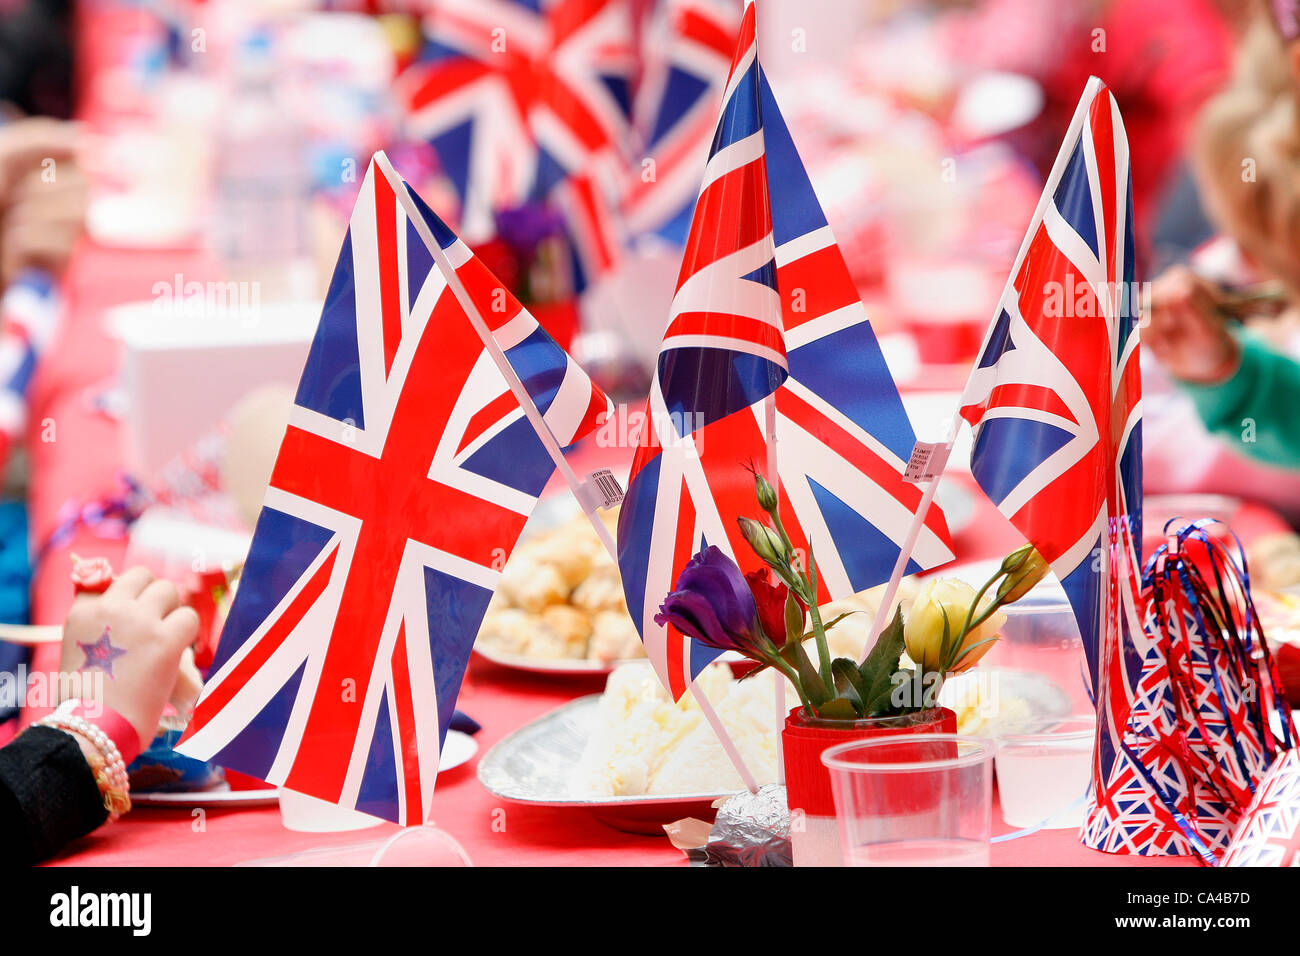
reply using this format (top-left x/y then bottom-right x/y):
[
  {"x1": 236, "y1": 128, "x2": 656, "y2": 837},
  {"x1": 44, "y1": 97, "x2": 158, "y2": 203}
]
[
  {"x1": 384, "y1": 152, "x2": 618, "y2": 555},
  {"x1": 858, "y1": 414, "x2": 959, "y2": 664},
  {"x1": 856, "y1": 78, "x2": 1103, "y2": 665},
  {"x1": 765, "y1": 393, "x2": 786, "y2": 784},
  {"x1": 693, "y1": 679, "x2": 760, "y2": 793},
  {"x1": 387, "y1": 153, "x2": 761, "y2": 793}
]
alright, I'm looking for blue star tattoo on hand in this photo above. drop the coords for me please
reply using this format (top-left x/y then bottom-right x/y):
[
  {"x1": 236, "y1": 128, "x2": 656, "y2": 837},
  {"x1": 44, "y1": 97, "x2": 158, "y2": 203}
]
[{"x1": 78, "y1": 627, "x2": 127, "y2": 678}]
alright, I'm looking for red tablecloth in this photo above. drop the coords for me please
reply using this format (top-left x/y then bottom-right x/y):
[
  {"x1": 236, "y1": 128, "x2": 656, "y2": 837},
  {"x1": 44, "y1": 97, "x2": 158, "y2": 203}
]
[
  {"x1": 43, "y1": 657, "x2": 1199, "y2": 867},
  {"x1": 24, "y1": 240, "x2": 1291, "y2": 867}
]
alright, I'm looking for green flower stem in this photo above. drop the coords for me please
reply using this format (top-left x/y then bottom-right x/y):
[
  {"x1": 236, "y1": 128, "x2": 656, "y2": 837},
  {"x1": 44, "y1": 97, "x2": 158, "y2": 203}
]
[
  {"x1": 947, "y1": 567, "x2": 1006, "y2": 671},
  {"x1": 765, "y1": 503, "x2": 833, "y2": 684},
  {"x1": 929, "y1": 673, "x2": 946, "y2": 709},
  {"x1": 767, "y1": 506, "x2": 792, "y2": 557},
  {"x1": 805, "y1": 596, "x2": 834, "y2": 683},
  {"x1": 957, "y1": 570, "x2": 1001, "y2": 637}
]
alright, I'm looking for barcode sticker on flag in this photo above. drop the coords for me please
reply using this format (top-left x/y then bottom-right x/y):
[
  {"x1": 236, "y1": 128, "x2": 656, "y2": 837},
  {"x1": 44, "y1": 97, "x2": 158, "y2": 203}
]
[
  {"x1": 904, "y1": 441, "x2": 950, "y2": 483},
  {"x1": 582, "y1": 469, "x2": 625, "y2": 511}
]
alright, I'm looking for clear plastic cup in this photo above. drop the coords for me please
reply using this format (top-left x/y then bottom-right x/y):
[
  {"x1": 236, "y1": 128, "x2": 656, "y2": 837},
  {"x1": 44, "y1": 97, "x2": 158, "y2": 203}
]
[
  {"x1": 991, "y1": 593, "x2": 1091, "y2": 717},
  {"x1": 822, "y1": 733, "x2": 995, "y2": 867},
  {"x1": 238, "y1": 826, "x2": 473, "y2": 866},
  {"x1": 995, "y1": 716, "x2": 1094, "y2": 829}
]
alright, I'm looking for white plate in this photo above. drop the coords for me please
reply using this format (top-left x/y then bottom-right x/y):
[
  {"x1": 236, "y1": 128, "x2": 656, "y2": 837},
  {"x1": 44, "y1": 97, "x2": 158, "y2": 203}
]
[
  {"x1": 132, "y1": 731, "x2": 478, "y2": 808},
  {"x1": 0, "y1": 624, "x2": 61, "y2": 645},
  {"x1": 951, "y1": 71, "x2": 1044, "y2": 139},
  {"x1": 472, "y1": 643, "x2": 635, "y2": 675},
  {"x1": 132, "y1": 787, "x2": 280, "y2": 808},
  {"x1": 473, "y1": 642, "x2": 744, "y2": 676},
  {"x1": 939, "y1": 668, "x2": 1074, "y2": 738},
  {"x1": 471, "y1": 489, "x2": 628, "y2": 674},
  {"x1": 439, "y1": 728, "x2": 479, "y2": 771}
]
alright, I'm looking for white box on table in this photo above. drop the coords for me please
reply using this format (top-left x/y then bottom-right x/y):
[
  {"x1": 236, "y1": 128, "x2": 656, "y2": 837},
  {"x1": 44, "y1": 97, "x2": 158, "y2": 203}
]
[{"x1": 106, "y1": 297, "x2": 319, "y2": 479}]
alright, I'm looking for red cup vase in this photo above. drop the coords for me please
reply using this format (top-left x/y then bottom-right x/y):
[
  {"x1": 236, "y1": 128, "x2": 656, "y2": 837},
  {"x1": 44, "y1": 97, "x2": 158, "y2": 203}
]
[{"x1": 782, "y1": 705, "x2": 957, "y2": 866}]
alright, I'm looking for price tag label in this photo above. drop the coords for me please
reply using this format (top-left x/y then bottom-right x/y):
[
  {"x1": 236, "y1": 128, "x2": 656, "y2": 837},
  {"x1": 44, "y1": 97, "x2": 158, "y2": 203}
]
[
  {"x1": 581, "y1": 468, "x2": 625, "y2": 511},
  {"x1": 903, "y1": 441, "x2": 950, "y2": 483}
]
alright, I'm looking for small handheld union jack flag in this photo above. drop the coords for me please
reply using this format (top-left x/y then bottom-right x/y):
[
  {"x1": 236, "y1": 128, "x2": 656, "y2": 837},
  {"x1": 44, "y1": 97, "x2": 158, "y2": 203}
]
[
  {"x1": 177, "y1": 153, "x2": 609, "y2": 826},
  {"x1": 618, "y1": 0, "x2": 953, "y2": 701},
  {"x1": 957, "y1": 78, "x2": 1151, "y2": 853}
]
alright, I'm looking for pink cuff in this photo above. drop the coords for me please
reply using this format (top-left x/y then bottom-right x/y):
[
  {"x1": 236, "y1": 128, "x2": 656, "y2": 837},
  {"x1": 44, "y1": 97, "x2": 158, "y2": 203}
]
[{"x1": 68, "y1": 701, "x2": 142, "y2": 765}]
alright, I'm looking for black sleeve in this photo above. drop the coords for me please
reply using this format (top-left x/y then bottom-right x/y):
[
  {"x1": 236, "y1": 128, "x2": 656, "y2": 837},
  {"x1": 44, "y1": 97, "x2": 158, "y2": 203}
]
[{"x1": 0, "y1": 725, "x2": 108, "y2": 864}]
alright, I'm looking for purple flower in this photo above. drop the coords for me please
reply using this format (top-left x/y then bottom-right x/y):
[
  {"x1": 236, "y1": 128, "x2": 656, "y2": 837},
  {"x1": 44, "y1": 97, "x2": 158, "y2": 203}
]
[
  {"x1": 494, "y1": 202, "x2": 566, "y2": 256},
  {"x1": 654, "y1": 546, "x2": 771, "y2": 658}
]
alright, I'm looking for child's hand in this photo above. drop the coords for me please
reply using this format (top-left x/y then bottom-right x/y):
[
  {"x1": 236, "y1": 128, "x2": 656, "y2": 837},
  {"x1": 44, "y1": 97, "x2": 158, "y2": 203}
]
[
  {"x1": 1144, "y1": 266, "x2": 1241, "y2": 384},
  {"x1": 58, "y1": 567, "x2": 200, "y2": 751}
]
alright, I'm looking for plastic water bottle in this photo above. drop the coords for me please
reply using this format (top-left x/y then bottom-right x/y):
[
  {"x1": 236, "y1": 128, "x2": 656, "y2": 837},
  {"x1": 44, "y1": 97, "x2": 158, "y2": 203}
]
[{"x1": 209, "y1": 27, "x2": 313, "y2": 303}]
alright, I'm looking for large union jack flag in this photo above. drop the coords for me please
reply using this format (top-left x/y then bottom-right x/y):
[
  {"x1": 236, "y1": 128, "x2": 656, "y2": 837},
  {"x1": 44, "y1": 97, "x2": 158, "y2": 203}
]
[
  {"x1": 617, "y1": 3, "x2": 953, "y2": 701},
  {"x1": 956, "y1": 78, "x2": 1150, "y2": 852},
  {"x1": 177, "y1": 154, "x2": 609, "y2": 825},
  {"x1": 397, "y1": 0, "x2": 634, "y2": 292}
]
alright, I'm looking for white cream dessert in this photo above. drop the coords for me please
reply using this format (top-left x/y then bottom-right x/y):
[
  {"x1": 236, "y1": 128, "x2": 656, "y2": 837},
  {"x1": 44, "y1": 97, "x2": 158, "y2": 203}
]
[
  {"x1": 572, "y1": 662, "x2": 789, "y2": 797},
  {"x1": 569, "y1": 583, "x2": 928, "y2": 798}
]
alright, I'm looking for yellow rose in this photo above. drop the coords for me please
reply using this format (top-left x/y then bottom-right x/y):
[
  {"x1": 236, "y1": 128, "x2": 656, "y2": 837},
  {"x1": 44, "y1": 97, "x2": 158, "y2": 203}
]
[
  {"x1": 904, "y1": 578, "x2": 1006, "y2": 676},
  {"x1": 996, "y1": 544, "x2": 1050, "y2": 605}
]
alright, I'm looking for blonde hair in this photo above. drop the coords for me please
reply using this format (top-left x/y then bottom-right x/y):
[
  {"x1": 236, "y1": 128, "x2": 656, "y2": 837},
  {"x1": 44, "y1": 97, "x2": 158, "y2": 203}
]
[{"x1": 1196, "y1": 12, "x2": 1300, "y2": 286}]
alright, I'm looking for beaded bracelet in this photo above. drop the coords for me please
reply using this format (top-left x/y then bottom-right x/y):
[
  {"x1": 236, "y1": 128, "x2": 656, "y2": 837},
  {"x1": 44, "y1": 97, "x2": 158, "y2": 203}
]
[
  {"x1": 38, "y1": 705, "x2": 132, "y2": 820},
  {"x1": 45, "y1": 703, "x2": 131, "y2": 795},
  {"x1": 80, "y1": 747, "x2": 132, "y2": 819}
]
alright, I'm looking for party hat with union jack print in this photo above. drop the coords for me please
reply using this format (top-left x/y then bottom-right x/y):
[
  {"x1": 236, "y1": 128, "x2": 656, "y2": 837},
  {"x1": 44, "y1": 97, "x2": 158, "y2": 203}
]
[
  {"x1": 617, "y1": 0, "x2": 954, "y2": 702},
  {"x1": 1223, "y1": 748, "x2": 1300, "y2": 866},
  {"x1": 178, "y1": 153, "x2": 609, "y2": 826}
]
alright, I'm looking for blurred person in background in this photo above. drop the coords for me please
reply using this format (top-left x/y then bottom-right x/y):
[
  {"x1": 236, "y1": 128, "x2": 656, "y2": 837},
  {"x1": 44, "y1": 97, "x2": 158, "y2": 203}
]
[
  {"x1": 0, "y1": 0, "x2": 84, "y2": 730},
  {"x1": 1145, "y1": 1, "x2": 1300, "y2": 474},
  {"x1": 0, "y1": 0, "x2": 83, "y2": 285},
  {"x1": 933, "y1": 0, "x2": 1242, "y2": 264},
  {"x1": 0, "y1": 117, "x2": 85, "y2": 286}
]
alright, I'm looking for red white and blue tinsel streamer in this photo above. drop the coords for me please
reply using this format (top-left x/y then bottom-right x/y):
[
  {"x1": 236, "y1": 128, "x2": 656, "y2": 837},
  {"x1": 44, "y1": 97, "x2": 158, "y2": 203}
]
[
  {"x1": 36, "y1": 430, "x2": 230, "y2": 563},
  {"x1": 1083, "y1": 518, "x2": 1295, "y2": 864}
]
